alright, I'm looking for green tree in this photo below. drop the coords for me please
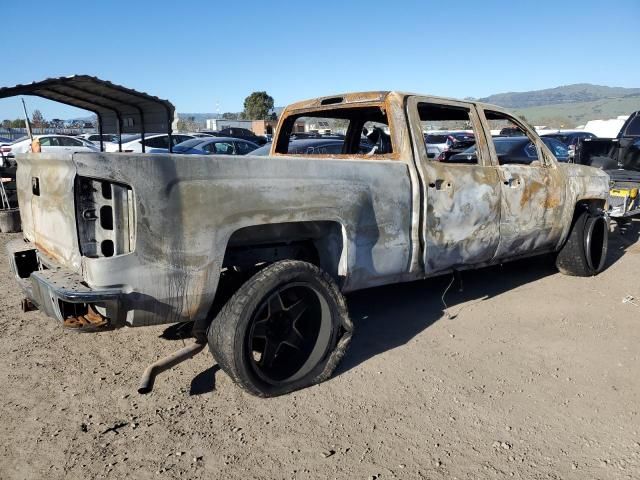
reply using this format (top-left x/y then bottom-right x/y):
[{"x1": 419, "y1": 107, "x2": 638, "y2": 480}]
[
  {"x1": 243, "y1": 91, "x2": 274, "y2": 120},
  {"x1": 1, "y1": 120, "x2": 11, "y2": 129},
  {"x1": 32, "y1": 110, "x2": 46, "y2": 128},
  {"x1": 222, "y1": 112, "x2": 240, "y2": 120},
  {"x1": 10, "y1": 119, "x2": 26, "y2": 128}
]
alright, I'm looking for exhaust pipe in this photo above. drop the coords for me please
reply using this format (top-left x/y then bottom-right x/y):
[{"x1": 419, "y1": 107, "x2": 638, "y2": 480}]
[{"x1": 138, "y1": 341, "x2": 206, "y2": 394}]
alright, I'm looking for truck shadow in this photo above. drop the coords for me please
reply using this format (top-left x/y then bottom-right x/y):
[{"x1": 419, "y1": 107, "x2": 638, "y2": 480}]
[
  {"x1": 338, "y1": 224, "x2": 639, "y2": 376},
  {"x1": 606, "y1": 218, "x2": 640, "y2": 270},
  {"x1": 167, "y1": 225, "x2": 638, "y2": 393},
  {"x1": 335, "y1": 256, "x2": 556, "y2": 376}
]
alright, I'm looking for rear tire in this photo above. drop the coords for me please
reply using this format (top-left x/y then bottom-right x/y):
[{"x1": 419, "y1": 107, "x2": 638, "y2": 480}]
[
  {"x1": 556, "y1": 210, "x2": 608, "y2": 276},
  {"x1": 207, "y1": 260, "x2": 353, "y2": 397}
]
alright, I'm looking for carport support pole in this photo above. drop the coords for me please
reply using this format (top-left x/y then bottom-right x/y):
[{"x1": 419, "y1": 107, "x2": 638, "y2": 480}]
[
  {"x1": 139, "y1": 108, "x2": 146, "y2": 153},
  {"x1": 165, "y1": 104, "x2": 174, "y2": 153},
  {"x1": 117, "y1": 115, "x2": 123, "y2": 153},
  {"x1": 97, "y1": 112, "x2": 104, "y2": 152}
]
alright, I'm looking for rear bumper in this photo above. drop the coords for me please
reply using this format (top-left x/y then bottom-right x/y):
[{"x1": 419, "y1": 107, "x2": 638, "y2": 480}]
[{"x1": 7, "y1": 239, "x2": 123, "y2": 325}]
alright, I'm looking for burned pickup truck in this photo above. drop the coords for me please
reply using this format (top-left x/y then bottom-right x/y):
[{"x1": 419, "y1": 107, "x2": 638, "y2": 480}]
[
  {"x1": 8, "y1": 92, "x2": 610, "y2": 397},
  {"x1": 576, "y1": 111, "x2": 640, "y2": 219}
]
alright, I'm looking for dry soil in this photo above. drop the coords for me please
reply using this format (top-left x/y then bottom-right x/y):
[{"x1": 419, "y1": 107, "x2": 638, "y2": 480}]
[{"x1": 0, "y1": 226, "x2": 639, "y2": 479}]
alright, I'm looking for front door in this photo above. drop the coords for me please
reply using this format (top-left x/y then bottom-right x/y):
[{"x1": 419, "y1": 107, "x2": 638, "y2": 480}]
[
  {"x1": 478, "y1": 109, "x2": 566, "y2": 258},
  {"x1": 407, "y1": 97, "x2": 502, "y2": 274}
]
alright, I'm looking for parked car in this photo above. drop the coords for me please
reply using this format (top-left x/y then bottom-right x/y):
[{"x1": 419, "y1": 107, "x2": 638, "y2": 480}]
[
  {"x1": 251, "y1": 138, "x2": 372, "y2": 156},
  {"x1": 205, "y1": 128, "x2": 268, "y2": 146},
  {"x1": 8, "y1": 91, "x2": 609, "y2": 398},
  {"x1": 424, "y1": 132, "x2": 476, "y2": 159},
  {"x1": 541, "y1": 137, "x2": 570, "y2": 162},
  {"x1": 424, "y1": 133, "x2": 448, "y2": 158},
  {"x1": 449, "y1": 136, "x2": 570, "y2": 164},
  {"x1": 2, "y1": 134, "x2": 99, "y2": 159},
  {"x1": 79, "y1": 133, "x2": 120, "y2": 145},
  {"x1": 499, "y1": 127, "x2": 524, "y2": 137},
  {"x1": 433, "y1": 133, "x2": 476, "y2": 161},
  {"x1": 0, "y1": 137, "x2": 14, "y2": 165},
  {"x1": 189, "y1": 133, "x2": 216, "y2": 138},
  {"x1": 542, "y1": 131, "x2": 597, "y2": 159},
  {"x1": 104, "y1": 134, "x2": 195, "y2": 153},
  {"x1": 171, "y1": 137, "x2": 259, "y2": 155}
]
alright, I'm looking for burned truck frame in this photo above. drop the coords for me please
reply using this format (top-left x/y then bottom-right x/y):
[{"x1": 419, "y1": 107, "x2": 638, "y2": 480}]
[{"x1": 8, "y1": 92, "x2": 610, "y2": 396}]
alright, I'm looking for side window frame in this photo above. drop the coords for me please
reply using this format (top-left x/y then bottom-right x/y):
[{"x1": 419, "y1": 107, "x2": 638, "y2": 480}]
[
  {"x1": 477, "y1": 108, "x2": 556, "y2": 168},
  {"x1": 406, "y1": 96, "x2": 492, "y2": 168},
  {"x1": 274, "y1": 102, "x2": 399, "y2": 160}
]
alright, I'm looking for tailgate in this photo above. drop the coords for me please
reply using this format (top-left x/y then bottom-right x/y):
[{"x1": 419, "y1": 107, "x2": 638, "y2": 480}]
[{"x1": 16, "y1": 152, "x2": 82, "y2": 272}]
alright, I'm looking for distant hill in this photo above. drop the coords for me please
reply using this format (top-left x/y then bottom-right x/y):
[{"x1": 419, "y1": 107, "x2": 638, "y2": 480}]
[
  {"x1": 477, "y1": 83, "x2": 640, "y2": 128},
  {"x1": 479, "y1": 84, "x2": 640, "y2": 109},
  {"x1": 514, "y1": 95, "x2": 640, "y2": 127}
]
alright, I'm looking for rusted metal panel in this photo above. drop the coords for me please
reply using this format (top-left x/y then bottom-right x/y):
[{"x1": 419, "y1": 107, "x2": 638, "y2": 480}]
[
  {"x1": 68, "y1": 151, "x2": 414, "y2": 326},
  {"x1": 405, "y1": 96, "x2": 503, "y2": 273},
  {"x1": 285, "y1": 91, "x2": 389, "y2": 111},
  {"x1": 16, "y1": 152, "x2": 82, "y2": 271},
  {"x1": 423, "y1": 164, "x2": 502, "y2": 272},
  {"x1": 10, "y1": 91, "x2": 611, "y2": 330},
  {"x1": 493, "y1": 163, "x2": 566, "y2": 257}
]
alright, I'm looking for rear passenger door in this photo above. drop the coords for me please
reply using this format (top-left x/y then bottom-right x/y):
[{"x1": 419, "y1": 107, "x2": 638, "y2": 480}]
[{"x1": 407, "y1": 97, "x2": 502, "y2": 274}]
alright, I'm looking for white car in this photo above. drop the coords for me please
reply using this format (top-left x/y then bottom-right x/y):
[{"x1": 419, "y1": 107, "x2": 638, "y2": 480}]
[
  {"x1": 104, "y1": 134, "x2": 195, "y2": 153},
  {"x1": 424, "y1": 133, "x2": 450, "y2": 158},
  {"x1": 424, "y1": 131, "x2": 476, "y2": 159},
  {"x1": 1, "y1": 134, "x2": 99, "y2": 160},
  {"x1": 79, "y1": 133, "x2": 119, "y2": 145}
]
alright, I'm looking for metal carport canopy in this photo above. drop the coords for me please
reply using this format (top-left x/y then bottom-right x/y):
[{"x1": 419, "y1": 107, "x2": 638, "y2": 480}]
[{"x1": 0, "y1": 75, "x2": 176, "y2": 152}]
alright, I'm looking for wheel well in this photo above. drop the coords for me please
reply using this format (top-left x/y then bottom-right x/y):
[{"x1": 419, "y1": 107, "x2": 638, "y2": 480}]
[
  {"x1": 222, "y1": 221, "x2": 345, "y2": 280},
  {"x1": 206, "y1": 222, "x2": 346, "y2": 321},
  {"x1": 573, "y1": 199, "x2": 606, "y2": 219}
]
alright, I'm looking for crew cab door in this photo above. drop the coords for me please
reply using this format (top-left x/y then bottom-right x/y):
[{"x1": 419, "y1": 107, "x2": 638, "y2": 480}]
[
  {"x1": 407, "y1": 97, "x2": 501, "y2": 274},
  {"x1": 477, "y1": 108, "x2": 565, "y2": 258}
]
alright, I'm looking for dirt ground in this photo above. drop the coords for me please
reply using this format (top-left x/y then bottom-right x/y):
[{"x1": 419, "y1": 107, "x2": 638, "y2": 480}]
[{"x1": 1, "y1": 226, "x2": 639, "y2": 480}]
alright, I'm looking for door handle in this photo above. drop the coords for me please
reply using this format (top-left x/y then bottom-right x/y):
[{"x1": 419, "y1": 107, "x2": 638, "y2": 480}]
[
  {"x1": 428, "y1": 179, "x2": 452, "y2": 190},
  {"x1": 503, "y1": 177, "x2": 523, "y2": 188}
]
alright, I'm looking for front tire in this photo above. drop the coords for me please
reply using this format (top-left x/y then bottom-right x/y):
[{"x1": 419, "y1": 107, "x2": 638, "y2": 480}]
[
  {"x1": 207, "y1": 260, "x2": 353, "y2": 397},
  {"x1": 556, "y1": 210, "x2": 608, "y2": 276}
]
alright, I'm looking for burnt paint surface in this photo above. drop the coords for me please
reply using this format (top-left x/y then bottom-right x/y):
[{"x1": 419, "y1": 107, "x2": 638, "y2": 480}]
[
  {"x1": 423, "y1": 163, "x2": 501, "y2": 272},
  {"x1": 493, "y1": 162, "x2": 566, "y2": 258},
  {"x1": 33, "y1": 152, "x2": 414, "y2": 326},
  {"x1": 16, "y1": 153, "x2": 82, "y2": 270},
  {"x1": 14, "y1": 92, "x2": 610, "y2": 328}
]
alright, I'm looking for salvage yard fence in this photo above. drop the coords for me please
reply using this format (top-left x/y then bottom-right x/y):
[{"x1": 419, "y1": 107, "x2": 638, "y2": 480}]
[{"x1": 0, "y1": 127, "x2": 97, "y2": 141}]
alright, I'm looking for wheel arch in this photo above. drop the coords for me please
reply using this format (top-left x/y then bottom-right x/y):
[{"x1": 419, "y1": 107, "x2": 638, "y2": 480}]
[
  {"x1": 222, "y1": 220, "x2": 349, "y2": 283},
  {"x1": 557, "y1": 198, "x2": 607, "y2": 250}
]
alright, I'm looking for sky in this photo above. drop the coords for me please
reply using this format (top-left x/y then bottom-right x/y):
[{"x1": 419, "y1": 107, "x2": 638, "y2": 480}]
[{"x1": 1, "y1": 0, "x2": 638, "y2": 120}]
